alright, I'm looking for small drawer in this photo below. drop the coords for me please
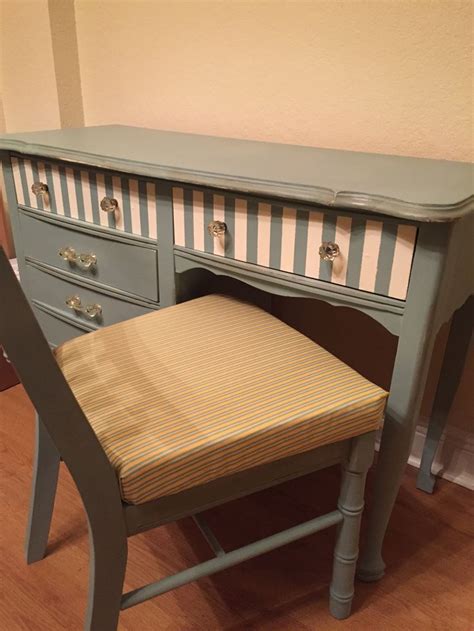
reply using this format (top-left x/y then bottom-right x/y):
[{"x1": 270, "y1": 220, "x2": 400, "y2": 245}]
[
  {"x1": 11, "y1": 154, "x2": 158, "y2": 240},
  {"x1": 33, "y1": 306, "x2": 88, "y2": 347},
  {"x1": 19, "y1": 212, "x2": 159, "y2": 302},
  {"x1": 25, "y1": 264, "x2": 155, "y2": 329},
  {"x1": 172, "y1": 186, "x2": 418, "y2": 300}
]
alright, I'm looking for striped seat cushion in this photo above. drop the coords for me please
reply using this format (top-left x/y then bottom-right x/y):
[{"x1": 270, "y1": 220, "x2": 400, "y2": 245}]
[{"x1": 55, "y1": 295, "x2": 388, "y2": 505}]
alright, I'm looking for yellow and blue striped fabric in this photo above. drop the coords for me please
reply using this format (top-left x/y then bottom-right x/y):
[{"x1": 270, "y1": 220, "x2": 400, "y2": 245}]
[{"x1": 55, "y1": 295, "x2": 388, "y2": 505}]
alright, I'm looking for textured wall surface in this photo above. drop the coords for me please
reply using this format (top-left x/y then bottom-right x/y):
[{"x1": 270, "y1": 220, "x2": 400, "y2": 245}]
[
  {"x1": 74, "y1": 0, "x2": 473, "y2": 161},
  {"x1": 1, "y1": 0, "x2": 61, "y2": 132}
]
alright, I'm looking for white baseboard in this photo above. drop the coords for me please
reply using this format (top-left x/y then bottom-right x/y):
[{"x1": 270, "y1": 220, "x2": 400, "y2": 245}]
[{"x1": 376, "y1": 417, "x2": 474, "y2": 491}]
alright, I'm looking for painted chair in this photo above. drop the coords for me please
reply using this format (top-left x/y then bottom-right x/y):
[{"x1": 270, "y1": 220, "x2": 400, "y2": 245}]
[{"x1": 0, "y1": 246, "x2": 388, "y2": 630}]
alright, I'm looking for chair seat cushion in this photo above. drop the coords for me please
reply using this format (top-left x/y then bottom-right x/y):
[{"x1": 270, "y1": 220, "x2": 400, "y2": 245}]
[{"x1": 55, "y1": 295, "x2": 387, "y2": 505}]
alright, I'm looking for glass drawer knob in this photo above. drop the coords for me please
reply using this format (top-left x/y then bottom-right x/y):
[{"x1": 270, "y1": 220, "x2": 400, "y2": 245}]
[
  {"x1": 319, "y1": 242, "x2": 340, "y2": 262},
  {"x1": 66, "y1": 295, "x2": 102, "y2": 319},
  {"x1": 207, "y1": 220, "x2": 227, "y2": 237},
  {"x1": 100, "y1": 197, "x2": 119, "y2": 213},
  {"x1": 31, "y1": 181, "x2": 48, "y2": 196}
]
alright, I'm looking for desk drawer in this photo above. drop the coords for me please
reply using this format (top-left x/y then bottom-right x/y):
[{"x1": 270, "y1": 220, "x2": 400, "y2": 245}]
[
  {"x1": 33, "y1": 306, "x2": 88, "y2": 347},
  {"x1": 19, "y1": 212, "x2": 159, "y2": 301},
  {"x1": 25, "y1": 264, "x2": 154, "y2": 329},
  {"x1": 173, "y1": 187, "x2": 418, "y2": 300},
  {"x1": 11, "y1": 154, "x2": 158, "y2": 240}
]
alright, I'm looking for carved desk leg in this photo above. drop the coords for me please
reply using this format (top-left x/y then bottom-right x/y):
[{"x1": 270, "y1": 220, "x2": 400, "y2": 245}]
[
  {"x1": 417, "y1": 296, "x2": 473, "y2": 493},
  {"x1": 357, "y1": 223, "x2": 451, "y2": 582}
]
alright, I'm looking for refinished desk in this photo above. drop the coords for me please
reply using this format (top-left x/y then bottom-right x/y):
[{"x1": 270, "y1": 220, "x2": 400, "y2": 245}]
[{"x1": 1, "y1": 126, "x2": 473, "y2": 581}]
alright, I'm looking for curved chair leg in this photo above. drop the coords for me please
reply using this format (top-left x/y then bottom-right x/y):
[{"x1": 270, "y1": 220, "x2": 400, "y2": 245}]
[
  {"x1": 329, "y1": 432, "x2": 375, "y2": 619},
  {"x1": 85, "y1": 518, "x2": 128, "y2": 631},
  {"x1": 25, "y1": 414, "x2": 61, "y2": 564}
]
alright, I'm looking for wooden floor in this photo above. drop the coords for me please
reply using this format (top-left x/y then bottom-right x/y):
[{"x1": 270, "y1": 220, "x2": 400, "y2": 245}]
[{"x1": 1, "y1": 385, "x2": 473, "y2": 630}]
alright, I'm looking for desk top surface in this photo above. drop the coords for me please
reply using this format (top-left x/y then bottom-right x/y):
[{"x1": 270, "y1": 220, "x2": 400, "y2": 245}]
[{"x1": 1, "y1": 125, "x2": 472, "y2": 222}]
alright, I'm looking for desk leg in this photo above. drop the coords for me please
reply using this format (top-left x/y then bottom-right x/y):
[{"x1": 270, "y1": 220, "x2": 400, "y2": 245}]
[
  {"x1": 357, "y1": 223, "x2": 451, "y2": 582},
  {"x1": 416, "y1": 297, "x2": 473, "y2": 493}
]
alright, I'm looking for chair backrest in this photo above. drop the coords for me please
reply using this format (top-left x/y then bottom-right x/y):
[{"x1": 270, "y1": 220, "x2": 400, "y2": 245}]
[{"x1": 0, "y1": 246, "x2": 122, "y2": 512}]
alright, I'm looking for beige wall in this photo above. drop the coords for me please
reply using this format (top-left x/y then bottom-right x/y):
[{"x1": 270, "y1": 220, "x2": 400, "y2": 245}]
[
  {"x1": 74, "y1": 0, "x2": 473, "y2": 161},
  {"x1": 1, "y1": 0, "x2": 61, "y2": 132},
  {"x1": 0, "y1": 0, "x2": 472, "y2": 436}
]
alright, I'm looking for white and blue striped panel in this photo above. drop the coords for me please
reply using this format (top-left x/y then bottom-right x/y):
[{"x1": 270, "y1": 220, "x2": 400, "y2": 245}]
[
  {"x1": 172, "y1": 187, "x2": 417, "y2": 300},
  {"x1": 11, "y1": 155, "x2": 158, "y2": 240}
]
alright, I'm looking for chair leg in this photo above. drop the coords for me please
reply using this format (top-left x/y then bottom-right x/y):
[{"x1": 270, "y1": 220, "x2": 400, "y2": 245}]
[
  {"x1": 329, "y1": 432, "x2": 375, "y2": 619},
  {"x1": 85, "y1": 517, "x2": 128, "y2": 631},
  {"x1": 25, "y1": 414, "x2": 61, "y2": 564}
]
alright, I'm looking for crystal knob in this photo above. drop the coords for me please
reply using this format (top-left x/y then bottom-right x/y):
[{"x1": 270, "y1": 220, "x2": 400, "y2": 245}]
[
  {"x1": 319, "y1": 241, "x2": 340, "y2": 262},
  {"x1": 31, "y1": 181, "x2": 48, "y2": 196},
  {"x1": 65, "y1": 295, "x2": 102, "y2": 319},
  {"x1": 100, "y1": 197, "x2": 119, "y2": 213},
  {"x1": 59, "y1": 247, "x2": 97, "y2": 269},
  {"x1": 207, "y1": 220, "x2": 227, "y2": 237}
]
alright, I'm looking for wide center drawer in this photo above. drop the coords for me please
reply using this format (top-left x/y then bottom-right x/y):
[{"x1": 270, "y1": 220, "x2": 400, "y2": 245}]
[
  {"x1": 11, "y1": 154, "x2": 158, "y2": 240},
  {"x1": 172, "y1": 186, "x2": 418, "y2": 301},
  {"x1": 24, "y1": 264, "x2": 155, "y2": 329},
  {"x1": 19, "y1": 212, "x2": 159, "y2": 302}
]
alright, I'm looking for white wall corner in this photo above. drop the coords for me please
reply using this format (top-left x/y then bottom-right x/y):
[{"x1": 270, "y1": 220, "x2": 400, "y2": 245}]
[{"x1": 376, "y1": 417, "x2": 474, "y2": 491}]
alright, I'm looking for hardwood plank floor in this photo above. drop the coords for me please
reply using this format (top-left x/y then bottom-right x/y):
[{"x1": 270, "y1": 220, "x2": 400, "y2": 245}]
[{"x1": 1, "y1": 384, "x2": 473, "y2": 630}]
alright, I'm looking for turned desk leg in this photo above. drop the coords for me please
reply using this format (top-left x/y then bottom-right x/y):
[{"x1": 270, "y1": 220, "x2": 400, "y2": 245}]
[
  {"x1": 357, "y1": 223, "x2": 451, "y2": 583},
  {"x1": 417, "y1": 297, "x2": 473, "y2": 493}
]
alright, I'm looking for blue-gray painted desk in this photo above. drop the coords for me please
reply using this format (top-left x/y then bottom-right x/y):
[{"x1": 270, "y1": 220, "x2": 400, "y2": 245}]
[{"x1": 1, "y1": 126, "x2": 473, "y2": 581}]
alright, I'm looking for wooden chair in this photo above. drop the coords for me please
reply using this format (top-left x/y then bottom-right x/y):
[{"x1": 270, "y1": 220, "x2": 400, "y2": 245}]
[{"x1": 0, "y1": 246, "x2": 387, "y2": 630}]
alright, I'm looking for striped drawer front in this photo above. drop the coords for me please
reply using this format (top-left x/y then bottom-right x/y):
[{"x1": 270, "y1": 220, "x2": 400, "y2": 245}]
[
  {"x1": 173, "y1": 187, "x2": 418, "y2": 300},
  {"x1": 11, "y1": 155, "x2": 157, "y2": 240}
]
